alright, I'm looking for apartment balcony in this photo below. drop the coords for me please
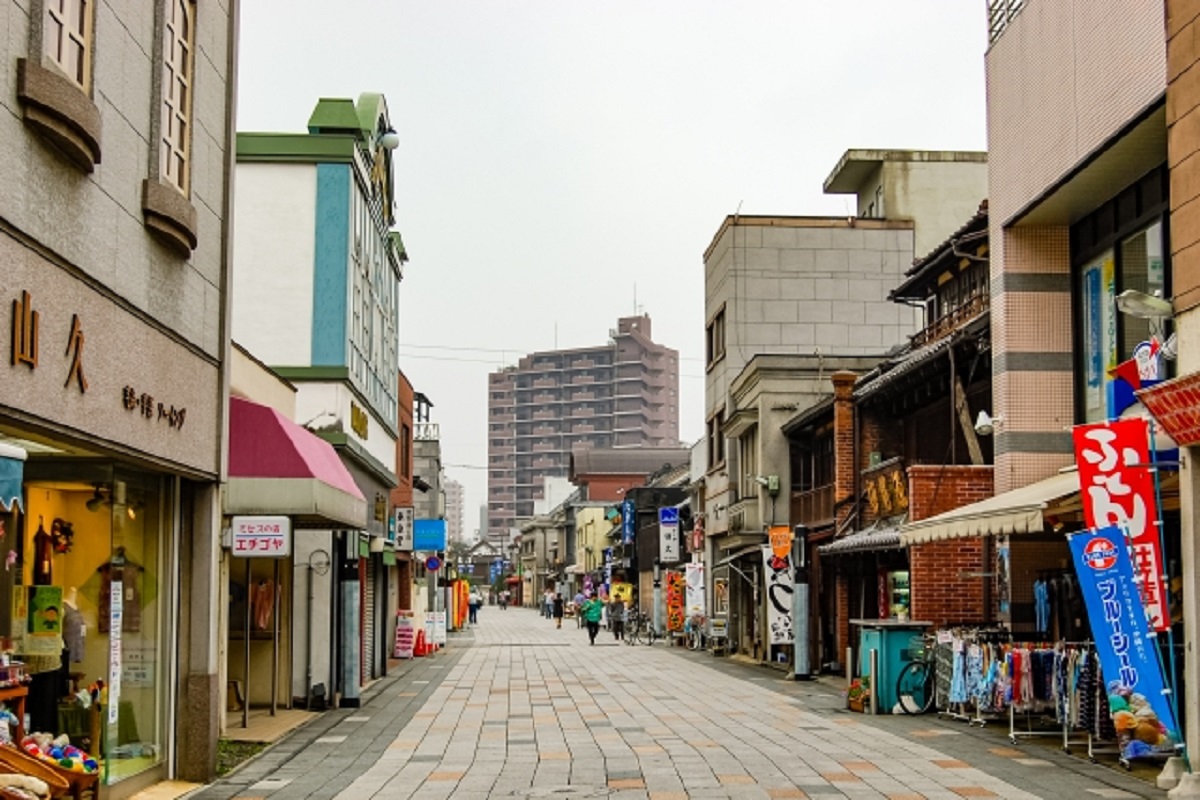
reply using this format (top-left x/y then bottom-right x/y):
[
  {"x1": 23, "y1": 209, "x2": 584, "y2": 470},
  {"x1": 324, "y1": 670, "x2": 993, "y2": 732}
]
[
  {"x1": 533, "y1": 410, "x2": 556, "y2": 421},
  {"x1": 533, "y1": 377, "x2": 558, "y2": 388},
  {"x1": 533, "y1": 392, "x2": 560, "y2": 404},
  {"x1": 791, "y1": 484, "x2": 834, "y2": 528}
]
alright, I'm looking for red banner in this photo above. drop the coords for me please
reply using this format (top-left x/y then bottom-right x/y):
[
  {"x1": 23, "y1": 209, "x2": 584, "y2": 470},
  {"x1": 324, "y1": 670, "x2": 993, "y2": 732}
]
[
  {"x1": 1073, "y1": 419, "x2": 1166, "y2": 631},
  {"x1": 665, "y1": 571, "x2": 685, "y2": 632}
]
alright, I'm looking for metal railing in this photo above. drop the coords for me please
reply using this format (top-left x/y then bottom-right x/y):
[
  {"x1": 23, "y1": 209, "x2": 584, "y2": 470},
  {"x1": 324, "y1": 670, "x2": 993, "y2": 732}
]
[{"x1": 988, "y1": 0, "x2": 1026, "y2": 45}]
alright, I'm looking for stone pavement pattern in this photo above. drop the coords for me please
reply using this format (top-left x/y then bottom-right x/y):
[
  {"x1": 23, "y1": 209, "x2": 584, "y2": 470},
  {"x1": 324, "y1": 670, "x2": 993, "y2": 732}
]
[{"x1": 191, "y1": 607, "x2": 1162, "y2": 799}]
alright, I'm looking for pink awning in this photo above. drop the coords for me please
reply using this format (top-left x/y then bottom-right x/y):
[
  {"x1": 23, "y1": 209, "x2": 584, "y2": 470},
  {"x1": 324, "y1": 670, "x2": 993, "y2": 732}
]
[{"x1": 226, "y1": 396, "x2": 367, "y2": 528}]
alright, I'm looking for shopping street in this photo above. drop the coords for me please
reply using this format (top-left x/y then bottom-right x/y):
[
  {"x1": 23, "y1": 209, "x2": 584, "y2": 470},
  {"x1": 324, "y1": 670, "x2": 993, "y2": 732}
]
[{"x1": 187, "y1": 608, "x2": 1162, "y2": 800}]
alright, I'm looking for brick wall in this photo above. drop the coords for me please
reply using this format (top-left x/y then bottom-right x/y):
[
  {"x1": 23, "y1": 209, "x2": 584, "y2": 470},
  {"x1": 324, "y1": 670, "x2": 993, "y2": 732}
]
[
  {"x1": 907, "y1": 465, "x2": 995, "y2": 628},
  {"x1": 832, "y1": 371, "x2": 857, "y2": 527},
  {"x1": 835, "y1": 571, "x2": 850, "y2": 665}
]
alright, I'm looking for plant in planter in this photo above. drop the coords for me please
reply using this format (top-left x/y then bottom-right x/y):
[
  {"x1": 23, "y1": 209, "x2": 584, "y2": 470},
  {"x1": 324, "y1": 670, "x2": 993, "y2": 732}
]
[{"x1": 846, "y1": 677, "x2": 869, "y2": 711}]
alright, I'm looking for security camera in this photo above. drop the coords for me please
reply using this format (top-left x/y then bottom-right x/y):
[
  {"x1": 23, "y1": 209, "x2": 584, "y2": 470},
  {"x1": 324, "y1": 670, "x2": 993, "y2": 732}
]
[
  {"x1": 974, "y1": 411, "x2": 1001, "y2": 437},
  {"x1": 753, "y1": 475, "x2": 770, "y2": 487}
]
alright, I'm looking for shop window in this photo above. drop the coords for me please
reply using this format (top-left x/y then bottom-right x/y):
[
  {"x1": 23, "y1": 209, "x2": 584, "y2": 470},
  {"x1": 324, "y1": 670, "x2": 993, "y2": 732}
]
[{"x1": 15, "y1": 467, "x2": 169, "y2": 788}]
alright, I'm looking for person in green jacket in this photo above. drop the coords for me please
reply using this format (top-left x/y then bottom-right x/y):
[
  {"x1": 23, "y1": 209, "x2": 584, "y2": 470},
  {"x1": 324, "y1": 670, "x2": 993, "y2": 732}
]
[{"x1": 581, "y1": 593, "x2": 605, "y2": 645}]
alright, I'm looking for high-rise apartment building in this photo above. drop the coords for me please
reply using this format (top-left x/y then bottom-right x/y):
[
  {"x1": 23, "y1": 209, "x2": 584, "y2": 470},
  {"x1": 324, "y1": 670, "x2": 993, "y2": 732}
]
[
  {"x1": 444, "y1": 478, "x2": 465, "y2": 542},
  {"x1": 487, "y1": 315, "x2": 679, "y2": 539}
]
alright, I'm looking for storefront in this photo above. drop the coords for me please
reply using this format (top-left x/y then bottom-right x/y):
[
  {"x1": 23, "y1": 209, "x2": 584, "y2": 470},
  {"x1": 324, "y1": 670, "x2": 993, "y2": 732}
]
[
  {"x1": 224, "y1": 397, "x2": 367, "y2": 715},
  {"x1": 1, "y1": 243, "x2": 227, "y2": 795}
]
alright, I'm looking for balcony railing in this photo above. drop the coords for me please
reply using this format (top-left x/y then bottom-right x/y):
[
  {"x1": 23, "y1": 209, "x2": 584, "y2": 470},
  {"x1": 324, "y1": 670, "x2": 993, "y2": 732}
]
[
  {"x1": 910, "y1": 294, "x2": 989, "y2": 349},
  {"x1": 988, "y1": 0, "x2": 1026, "y2": 45},
  {"x1": 791, "y1": 484, "x2": 834, "y2": 527}
]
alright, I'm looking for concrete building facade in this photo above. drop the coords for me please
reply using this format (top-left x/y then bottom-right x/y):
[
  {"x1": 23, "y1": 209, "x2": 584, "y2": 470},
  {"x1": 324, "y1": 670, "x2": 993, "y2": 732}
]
[
  {"x1": 0, "y1": 0, "x2": 238, "y2": 789},
  {"x1": 487, "y1": 314, "x2": 679, "y2": 538},
  {"x1": 444, "y1": 478, "x2": 465, "y2": 543}
]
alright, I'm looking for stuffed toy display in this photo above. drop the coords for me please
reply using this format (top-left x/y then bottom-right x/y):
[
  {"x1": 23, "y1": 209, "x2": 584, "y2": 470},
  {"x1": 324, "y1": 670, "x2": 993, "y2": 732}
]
[
  {"x1": 0, "y1": 773, "x2": 51, "y2": 800},
  {"x1": 19, "y1": 733, "x2": 98, "y2": 774}
]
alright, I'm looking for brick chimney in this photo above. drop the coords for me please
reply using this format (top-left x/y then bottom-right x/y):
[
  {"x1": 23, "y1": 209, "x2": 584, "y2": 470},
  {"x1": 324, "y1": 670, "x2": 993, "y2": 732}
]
[{"x1": 831, "y1": 371, "x2": 858, "y2": 529}]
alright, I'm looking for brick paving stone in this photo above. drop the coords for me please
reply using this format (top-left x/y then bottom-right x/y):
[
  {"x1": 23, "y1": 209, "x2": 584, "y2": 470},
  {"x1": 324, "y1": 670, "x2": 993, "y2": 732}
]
[{"x1": 188, "y1": 609, "x2": 1162, "y2": 800}]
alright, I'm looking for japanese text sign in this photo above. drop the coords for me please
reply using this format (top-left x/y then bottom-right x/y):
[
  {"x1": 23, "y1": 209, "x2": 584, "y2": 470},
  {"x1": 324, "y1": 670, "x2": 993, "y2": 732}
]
[
  {"x1": 230, "y1": 516, "x2": 292, "y2": 558},
  {"x1": 1069, "y1": 527, "x2": 1178, "y2": 758},
  {"x1": 1073, "y1": 419, "x2": 1166, "y2": 631}
]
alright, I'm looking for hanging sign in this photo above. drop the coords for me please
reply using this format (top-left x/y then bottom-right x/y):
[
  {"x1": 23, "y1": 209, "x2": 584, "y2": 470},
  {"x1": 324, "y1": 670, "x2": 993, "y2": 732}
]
[
  {"x1": 230, "y1": 516, "x2": 292, "y2": 559},
  {"x1": 1073, "y1": 419, "x2": 1166, "y2": 630},
  {"x1": 621, "y1": 499, "x2": 635, "y2": 545},
  {"x1": 665, "y1": 571, "x2": 685, "y2": 632},
  {"x1": 659, "y1": 507, "x2": 680, "y2": 563},
  {"x1": 768, "y1": 525, "x2": 792, "y2": 560},
  {"x1": 1069, "y1": 527, "x2": 1179, "y2": 760},
  {"x1": 761, "y1": 545, "x2": 794, "y2": 645},
  {"x1": 685, "y1": 562, "x2": 705, "y2": 616}
]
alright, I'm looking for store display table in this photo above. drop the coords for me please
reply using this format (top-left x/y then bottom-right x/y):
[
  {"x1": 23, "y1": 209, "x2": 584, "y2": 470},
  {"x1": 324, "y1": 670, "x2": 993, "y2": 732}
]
[{"x1": 0, "y1": 686, "x2": 29, "y2": 742}]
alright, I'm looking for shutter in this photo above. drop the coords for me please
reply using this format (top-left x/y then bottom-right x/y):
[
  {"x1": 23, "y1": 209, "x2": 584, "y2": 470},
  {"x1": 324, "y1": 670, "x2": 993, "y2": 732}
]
[{"x1": 364, "y1": 556, "x2": 377, "y2": 679}]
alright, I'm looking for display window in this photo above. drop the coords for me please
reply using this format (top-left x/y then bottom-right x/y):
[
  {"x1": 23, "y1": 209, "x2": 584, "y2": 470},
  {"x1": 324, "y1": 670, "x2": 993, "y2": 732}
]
[{"x1": 7, "y1": 460, "x2": 172, "y2": 789}]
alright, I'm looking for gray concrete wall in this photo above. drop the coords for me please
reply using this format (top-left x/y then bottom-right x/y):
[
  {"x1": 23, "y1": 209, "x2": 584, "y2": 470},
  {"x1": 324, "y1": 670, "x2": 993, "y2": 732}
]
[{"x1": 880, "y1": 161, "x2": 988, "y2": 257}]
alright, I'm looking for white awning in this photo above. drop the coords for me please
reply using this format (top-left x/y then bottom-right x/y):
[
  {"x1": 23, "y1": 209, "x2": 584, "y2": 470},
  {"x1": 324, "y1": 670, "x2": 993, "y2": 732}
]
[{"x1": 899, "y1": 470, "x2": 1080, "y2": 546}]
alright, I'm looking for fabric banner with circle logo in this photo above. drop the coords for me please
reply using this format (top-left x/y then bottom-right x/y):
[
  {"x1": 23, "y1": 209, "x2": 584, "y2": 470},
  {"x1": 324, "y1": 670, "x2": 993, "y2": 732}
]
[{"x1": 1068, "y1": 527, "x2": 1178, "y2": 760}]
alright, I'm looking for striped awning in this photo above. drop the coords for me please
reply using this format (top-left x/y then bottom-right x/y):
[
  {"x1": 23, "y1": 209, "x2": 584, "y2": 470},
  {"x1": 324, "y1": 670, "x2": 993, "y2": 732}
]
[{"x1": 0, "y1": 443, "x2": 26, "y2": 513}]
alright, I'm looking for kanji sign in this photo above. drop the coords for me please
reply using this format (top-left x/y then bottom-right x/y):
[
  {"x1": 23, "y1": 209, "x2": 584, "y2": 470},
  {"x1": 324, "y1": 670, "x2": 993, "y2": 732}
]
[
  {"x1": 230, "y1": 515, "x2": 292, "y2": 558},
  {"x1": 1073, "y1": 419, "x2": 1166, "y2": 631}
]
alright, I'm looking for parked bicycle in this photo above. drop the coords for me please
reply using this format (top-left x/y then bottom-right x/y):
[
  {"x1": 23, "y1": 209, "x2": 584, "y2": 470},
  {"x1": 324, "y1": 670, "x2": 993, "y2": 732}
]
[
  {"x1": 895, "y1": 633, "x2": 937, "y2": 715},
  {"x1": 625, "y1": 609, "x2": 659, "y2": 646},
  {"x1": 683, "y1": 612, "x2": 706, "y2": 651}
]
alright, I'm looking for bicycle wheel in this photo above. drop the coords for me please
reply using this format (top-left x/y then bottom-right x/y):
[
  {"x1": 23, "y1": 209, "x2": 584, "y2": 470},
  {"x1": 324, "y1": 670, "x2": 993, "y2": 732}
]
[
  {"x1": 626, "y1": 621, "x2": 642, "y2": 645},
  {"x1": 643, "y1": 625, "x2": 657, "y2": 646},
  {"x1": 896, "y1": 661, "x2": 935, "y2": 715}
]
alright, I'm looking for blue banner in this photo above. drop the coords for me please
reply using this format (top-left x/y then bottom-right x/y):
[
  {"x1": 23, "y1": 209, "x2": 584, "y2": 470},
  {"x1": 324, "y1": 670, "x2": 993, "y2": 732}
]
[
  {"x1": 413, "y1": 519, "x2": 447, "y2": 551},
  {"x1": 1069, "y1": 527, "x2": 1178, "y2": 760},
  {"x1": 621, "y1": 499, "x2": 635, "y2": 545}
]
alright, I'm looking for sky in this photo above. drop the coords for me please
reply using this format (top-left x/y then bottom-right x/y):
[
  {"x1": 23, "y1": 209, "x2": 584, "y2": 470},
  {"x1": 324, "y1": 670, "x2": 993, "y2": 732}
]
[{"x1": 236, "y1": 2, "x2": 989, "y2": 536}]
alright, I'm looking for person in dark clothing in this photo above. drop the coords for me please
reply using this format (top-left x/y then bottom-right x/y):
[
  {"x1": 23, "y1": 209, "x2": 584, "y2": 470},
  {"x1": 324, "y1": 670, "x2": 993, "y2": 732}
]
[{"x1": 552, "y1": 593, "x2": 565, "y2": 628}]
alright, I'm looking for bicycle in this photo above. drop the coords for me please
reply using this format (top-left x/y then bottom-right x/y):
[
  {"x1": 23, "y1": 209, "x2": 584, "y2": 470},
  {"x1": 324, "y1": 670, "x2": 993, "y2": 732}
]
[
  {"x1": 895, "y1": 633, "x2": 937, "y2": 715},
  {"x1": 683, "y1": 612, "x2": 706, "y2": 651},
  {"x1": 625, "y1": 610, "x2": 659, "y2": 646}
]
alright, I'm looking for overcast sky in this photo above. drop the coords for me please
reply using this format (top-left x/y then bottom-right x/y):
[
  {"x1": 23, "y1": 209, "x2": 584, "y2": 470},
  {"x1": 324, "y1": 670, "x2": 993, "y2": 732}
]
[{"x1": 236, "y1": 2, "x2": 989, "y2": 535}]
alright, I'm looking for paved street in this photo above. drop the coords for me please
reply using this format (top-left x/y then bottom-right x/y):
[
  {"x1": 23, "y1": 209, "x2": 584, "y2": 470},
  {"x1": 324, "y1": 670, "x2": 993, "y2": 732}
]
[{"x1": 192, "y1": 608, "x2": 1162, "y2": 799}]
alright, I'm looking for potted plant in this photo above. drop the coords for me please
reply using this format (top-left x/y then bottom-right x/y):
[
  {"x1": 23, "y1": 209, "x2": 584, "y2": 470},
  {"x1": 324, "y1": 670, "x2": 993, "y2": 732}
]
[{"x1": 846, "y1": 676, "x2": 869, "y2": 712}]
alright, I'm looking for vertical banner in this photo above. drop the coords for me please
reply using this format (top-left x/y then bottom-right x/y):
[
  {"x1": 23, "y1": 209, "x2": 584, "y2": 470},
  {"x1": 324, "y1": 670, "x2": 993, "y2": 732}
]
[
  {"x1": 761, "y1": 545, "x2": 794, "y2": 644},
  {"x1": 665, "y1": 571, "x2": 684, "y2": 632},
  {"x1": 1069, "y1": 527, "x2": 1178, "y2": 759},
  {"x1": 1074, "y1": 419, "x2": 1167, "y2": 630},
  {"x1": 621, "y1": 499, "x2": 635, "y2": 545},
  {"x1": 685, "y1": 562, "x2": 706, "y2": 616}
]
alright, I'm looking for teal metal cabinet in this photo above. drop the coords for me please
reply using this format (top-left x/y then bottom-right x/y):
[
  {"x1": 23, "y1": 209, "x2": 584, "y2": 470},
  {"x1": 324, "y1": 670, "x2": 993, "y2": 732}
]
[{"x1": 852, "y1": 619, "x2": 930, "y2": 713}]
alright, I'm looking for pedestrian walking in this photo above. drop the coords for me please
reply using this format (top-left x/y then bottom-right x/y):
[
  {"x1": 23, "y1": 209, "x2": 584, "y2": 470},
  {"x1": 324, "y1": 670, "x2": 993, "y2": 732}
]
[
  {"x1": 609, "y1": 598, "x2": 626, "y2": 641},
  {"x1": 543, "y1": 589, "x2": 554, "y2": 619},
  {"x1": 552, "y1": 593, "x2": 565, "y2": 628},
  {"x1": 468, "y1": 588, "x2": 481, "y2": 625},
  {"x1": 582, "y1": 593, "x2": 604, "y2": 645},
  {"x1": 574, "y1": 590, "x2": 586, "y2": 627},
  {"x1": 499, "y1": 590, "x2": 509, "y2": 610}
]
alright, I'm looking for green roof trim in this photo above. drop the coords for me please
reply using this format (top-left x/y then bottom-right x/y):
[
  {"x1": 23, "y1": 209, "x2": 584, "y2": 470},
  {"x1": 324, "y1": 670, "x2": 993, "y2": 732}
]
[
  {"x1": 308, "y1": 98, "x2": 363, "y2": 135},
  {"x1": 270, "y1": 366, "x2": 351, "y2": 381},
  {"x1": 236, "y1": 133, "x2": 356, "y2": 163},
  {"x1": 356, "y1": 93, "x2": 387, "y2": 141}
]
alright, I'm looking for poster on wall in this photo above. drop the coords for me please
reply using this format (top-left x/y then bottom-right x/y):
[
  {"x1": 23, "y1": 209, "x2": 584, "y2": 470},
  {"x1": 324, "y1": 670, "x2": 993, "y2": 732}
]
[
  {"x1": 610, "y1": 582, "x2": 633, "y2": 605},
  {"x1": 1069, "y1": 527, "x2": 1178, "y2": 760},
  {"x1": 761, "y1": 545, "x2": 794, "y2": 645},
  {"x1": 685, "y1": 562, "x2": 705, "y2": 616},
  {"x1": 1073, "y1": 418, "x2": 1167, "y2": 631},
  {"x1": 665, "y1": 571, "x2": 684, "y2": 632},
  {"x1": 107, "y1": 581, "x2": 123, "y2": 724}
]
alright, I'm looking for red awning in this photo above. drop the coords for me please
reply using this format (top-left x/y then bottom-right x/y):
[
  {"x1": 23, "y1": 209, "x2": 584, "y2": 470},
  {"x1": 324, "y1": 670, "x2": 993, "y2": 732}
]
[
  {"x1": 226, "y1": 396, "x2": 367, "y2": 528},
  {"x1": 505, "y1": 576, "x2": 521, "y2": 584}
]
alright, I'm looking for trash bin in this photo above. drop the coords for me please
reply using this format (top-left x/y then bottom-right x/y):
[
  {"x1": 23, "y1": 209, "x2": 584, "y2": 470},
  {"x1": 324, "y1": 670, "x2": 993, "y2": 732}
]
[{"x1": 851, "y1": 619, "x2": 931, "y2": 713}]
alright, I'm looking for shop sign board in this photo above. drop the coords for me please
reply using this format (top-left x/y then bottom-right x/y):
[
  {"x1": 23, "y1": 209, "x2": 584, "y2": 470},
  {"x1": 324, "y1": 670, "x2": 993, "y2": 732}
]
[
  {"x1": 230, "y1": 516, "x2": 292, "y2": 558},
  {"x1": 1069, "y1": 527, "x2": 1178, "y2": 759},
  {"x1": 414, "y1": 518, "x2": 446, "y2": 551},
  {"x1": 432, "y1": 611, "x2": 447, "y2": 645},
  {"x1": 621, "y1": 499, "x2": 635, "y2": 544},
  {"x1": 1073, "y1": 419, "x2": 1166, "y2": 630},
  {"x1": 393, "y1": 611, "x2": 415, "y2": 659},
  {"x1": 659, "y1": 518, "x2": 680, "y2": 563},
  {"x1": 393, "y1": 507, "x2": 413, "y2": 550}
]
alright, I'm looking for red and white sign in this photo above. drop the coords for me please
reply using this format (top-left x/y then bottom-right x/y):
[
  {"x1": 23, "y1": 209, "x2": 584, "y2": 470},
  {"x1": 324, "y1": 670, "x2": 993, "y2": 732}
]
[
  {"x1": 230, "y1": 515, "x2": 292, "y2": 558},
  {"x1": 1073, "y1": 420, "x2": 1166, "y2": 630},
  {"x1": 1082, "y1": 536, "x2": 1119, "y2": 571}
]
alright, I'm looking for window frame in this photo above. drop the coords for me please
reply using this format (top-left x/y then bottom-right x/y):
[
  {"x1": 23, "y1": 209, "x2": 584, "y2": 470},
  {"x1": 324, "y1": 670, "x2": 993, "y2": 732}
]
[
  {"x1": 43, "y1": 0, "x2": 95, "y2": 91},
  {"x1": 159, "y1": 0, "x2": 196, "y2": 196},
  {"x1": 705, "y1": 306, "x2": 726, "y2": 369}
]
